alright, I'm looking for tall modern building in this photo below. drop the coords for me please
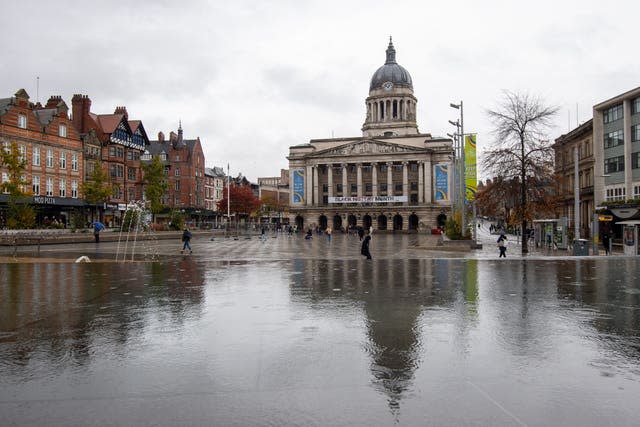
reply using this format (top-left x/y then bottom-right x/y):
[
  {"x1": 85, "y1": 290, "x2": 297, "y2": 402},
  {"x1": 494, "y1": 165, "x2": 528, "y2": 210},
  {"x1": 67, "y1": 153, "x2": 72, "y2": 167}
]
[
  {"x1": 287, "y1": 38, "x2": 453, "y2": 232},
  {"x1": 593, "y1": 87, "x2": 640, "y2": 221}
]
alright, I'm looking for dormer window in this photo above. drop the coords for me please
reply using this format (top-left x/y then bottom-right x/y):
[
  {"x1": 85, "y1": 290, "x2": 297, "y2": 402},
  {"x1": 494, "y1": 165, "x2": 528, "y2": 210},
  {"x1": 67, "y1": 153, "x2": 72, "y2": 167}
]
[
  {"x1": 59, "y1": 124, "x2": 67, "y2": 137},
  {"x1": 17, "y1": 114, "x2": 27, "y2": 129}
]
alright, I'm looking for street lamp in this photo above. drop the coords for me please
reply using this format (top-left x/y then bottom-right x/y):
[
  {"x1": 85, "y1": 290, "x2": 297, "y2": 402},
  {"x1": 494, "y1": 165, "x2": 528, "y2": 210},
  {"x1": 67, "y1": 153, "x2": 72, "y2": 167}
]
[
  {"x1": 449, "y1": 101, "x2": 465, "y2": 236},
  {"x1": 446, "y1": 132, "x2": 458, "y2": 222}
]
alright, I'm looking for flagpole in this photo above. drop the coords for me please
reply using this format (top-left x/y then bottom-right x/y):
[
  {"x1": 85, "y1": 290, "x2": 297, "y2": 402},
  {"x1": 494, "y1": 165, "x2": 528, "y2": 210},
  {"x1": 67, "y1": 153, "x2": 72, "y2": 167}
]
[{"x1": 227, "y1": 163, "x2": 230, "y2": 230}]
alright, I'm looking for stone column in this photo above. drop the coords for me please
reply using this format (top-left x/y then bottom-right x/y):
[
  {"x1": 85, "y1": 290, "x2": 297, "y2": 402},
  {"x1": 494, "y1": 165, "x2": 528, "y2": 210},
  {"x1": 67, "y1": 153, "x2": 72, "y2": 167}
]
[
  {"x1": 424, "y1": 159, "x2": 432, "y2": 203},
  {"x1": 342, "y1": 163, "x2": 348, "y2": 197},
  {"x1": 372, "y1": 162, "x2": 378, "y2": 197},
  {"x1": 305, "y1": 164, "x2": 313, "y2": 206},
  {"x1": 313, "y1": 165, "x2": 319, "y2": 207},
  {"x1": 418, "y1": 161, "x2": 424, "y2": 204},
  {"x1": 402, "y1": 161, "x2": 409, "y2": 205},
  {"x1": 327, "y1": 164, "x2": 333, "y2": 203},
  {"x1": 387, "y1": 162, "x2": 393, "y2": 197},
  {"x1": 357, "y1": 163, "x2": 363, "y2": 198}
]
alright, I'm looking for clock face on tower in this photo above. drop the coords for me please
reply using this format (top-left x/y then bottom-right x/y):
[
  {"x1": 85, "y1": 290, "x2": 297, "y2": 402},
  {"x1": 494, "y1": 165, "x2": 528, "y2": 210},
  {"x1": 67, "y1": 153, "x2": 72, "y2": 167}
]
[{"x1": 382, "y1": 81, "x2": 393, "y2": 91}]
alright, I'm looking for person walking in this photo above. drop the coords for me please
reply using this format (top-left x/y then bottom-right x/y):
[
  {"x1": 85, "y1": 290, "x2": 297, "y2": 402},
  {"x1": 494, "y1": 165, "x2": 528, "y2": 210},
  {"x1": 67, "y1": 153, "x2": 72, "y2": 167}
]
[
  {"x1": 93, "y1": 221, "x2": 104, "y2": 243},
  {"x1": 326, "y1": 226, "x2": 332, "y2": 242},
  {"x1": 497, "y1": 234, "x2": 507, "y2": 258},
  {"x1": 603, "y1": 232, "x2": 610, "y2": 255},
  {"x1": 181, "y1": 227, "x2": 193, "y2": 253},
  {"x1": 361, "y1": 233, "x2": 372, "y2": 260}
]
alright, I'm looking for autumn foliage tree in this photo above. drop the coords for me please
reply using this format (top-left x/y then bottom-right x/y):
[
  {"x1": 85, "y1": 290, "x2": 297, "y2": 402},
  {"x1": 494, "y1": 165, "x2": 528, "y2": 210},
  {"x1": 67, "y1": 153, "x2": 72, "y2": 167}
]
[{"x1": 216, "y1": 185, "x2": 261, "y2": 222}]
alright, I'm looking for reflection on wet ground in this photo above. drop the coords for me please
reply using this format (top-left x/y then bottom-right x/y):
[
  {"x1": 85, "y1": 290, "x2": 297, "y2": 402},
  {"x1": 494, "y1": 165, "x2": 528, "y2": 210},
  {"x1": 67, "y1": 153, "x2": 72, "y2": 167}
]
[{"x1": 1, "y1": 235, "x2": 639, "y2": 426}]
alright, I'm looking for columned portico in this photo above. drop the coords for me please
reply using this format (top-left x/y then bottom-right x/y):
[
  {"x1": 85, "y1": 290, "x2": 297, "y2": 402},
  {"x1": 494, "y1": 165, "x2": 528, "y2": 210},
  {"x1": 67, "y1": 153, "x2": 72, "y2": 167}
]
[
  {"x1": 402, "y1": 161, "x2": 408, "y2": 206},
  {"x1": 372, "y1": 162, "x2": 378, "y2": 197},
  {"x1": 288, "y1": 38, "x2": 454, "y2": 232},
  {"x1": 356, "y1": 163, "x2": 363, "y2": 198},
  {"x1": 387, "y1": 162, "x2": 393, "y2": 196}
]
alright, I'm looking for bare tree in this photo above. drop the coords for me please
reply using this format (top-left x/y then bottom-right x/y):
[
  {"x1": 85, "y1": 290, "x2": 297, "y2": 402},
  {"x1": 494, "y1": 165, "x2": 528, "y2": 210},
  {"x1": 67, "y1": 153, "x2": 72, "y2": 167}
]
[{"x1": 483, "y1": 91, "x2": 559, "y2": 254}]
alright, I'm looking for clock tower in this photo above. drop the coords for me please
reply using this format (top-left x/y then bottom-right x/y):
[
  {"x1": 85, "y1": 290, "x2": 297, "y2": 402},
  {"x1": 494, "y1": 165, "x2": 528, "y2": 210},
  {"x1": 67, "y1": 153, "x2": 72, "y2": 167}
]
[{"x1": 362, "y1": 37, "x2": 419, "y2": 137}]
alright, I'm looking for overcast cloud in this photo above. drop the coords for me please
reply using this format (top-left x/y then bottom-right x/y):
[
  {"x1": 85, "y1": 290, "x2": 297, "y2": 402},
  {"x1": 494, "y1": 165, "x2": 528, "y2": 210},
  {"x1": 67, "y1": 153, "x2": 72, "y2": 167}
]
[{"x1": 2, "y1": 0, "x2": 639, "y2": 181}]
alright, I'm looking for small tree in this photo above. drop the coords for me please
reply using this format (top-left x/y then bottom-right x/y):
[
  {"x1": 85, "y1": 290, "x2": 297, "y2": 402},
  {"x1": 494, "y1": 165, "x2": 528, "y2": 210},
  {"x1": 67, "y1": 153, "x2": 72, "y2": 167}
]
[
  {"x1": 141, "y1": 155, "x2": 168, "y2": 224},
  {"x1": 0, "y1": 141, "x2": 35, "y2": 229},
  {"x1": 82, "y1": 160, "x2": 112, "y2": 223},
  {"x1": 484, "y1": 91, "x2": 559, "y2": 254},
  {"x1": 217, "y1": 184, "x2": 261, "y2": 226}
]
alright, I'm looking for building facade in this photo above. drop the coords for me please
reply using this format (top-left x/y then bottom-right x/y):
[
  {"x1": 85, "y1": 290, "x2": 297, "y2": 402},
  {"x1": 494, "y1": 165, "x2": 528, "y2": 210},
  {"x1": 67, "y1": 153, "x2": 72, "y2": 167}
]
[
  {"x1": 258, "y1": 169, "x2": 290, "y2": 227},
  {"x1": 553, "y1": 119, "x2": 595, "y2": 238},
  {"x1": 144, "y1": 124, "x2": 207, "y2": 222},
  {"x1": 0, "y1": 89, "x2": 85, "y2": 227},
  {"x1": 71, "y1": 94, "x2": 149, "y2": 227},
  {"x1": 287, "y1": 39, "x2": 453, "y2": 232},
  {"x1": 204, "y1": 166, "x2": 226, "y2": 219},
  {"x1": 593, "y1": 87, "x2": 640, "y2": 207}
]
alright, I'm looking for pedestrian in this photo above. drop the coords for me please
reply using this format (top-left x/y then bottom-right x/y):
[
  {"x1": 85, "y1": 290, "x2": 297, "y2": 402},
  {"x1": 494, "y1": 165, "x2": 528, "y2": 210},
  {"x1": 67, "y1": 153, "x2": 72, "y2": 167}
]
[
  {"x1": 181, "y1": 227, "x2": 193, "y2": 253},
  {"x1": 260, "y1": 226, "x2": 267, "y2": 242},
  {"x1": 305, "y1": 228, "x2": 313, "y2": 240},
  {"x1": 361, "y1": 233, "x2": 372, "y2": 260},
  {"x1": 358, "y1": 227, "x2": 365, "y2": 241},
  {"x1": 497, "y1": 234, "x2": 507, "y2": 258},
  {"x1": 603, "y1": 232, "x2": 610, "y2": 255},
  {"x1": 326, "y1": 226, "x2": 332, "y2": 241},
  {"x1": 93, "y1": 221, "x2": 104, "y2": 243}
]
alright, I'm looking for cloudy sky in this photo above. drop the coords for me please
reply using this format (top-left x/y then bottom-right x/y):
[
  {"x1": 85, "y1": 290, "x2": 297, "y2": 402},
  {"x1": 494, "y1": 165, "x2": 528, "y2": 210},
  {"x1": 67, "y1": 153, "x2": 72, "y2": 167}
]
[{"x1": 2, "y1": 0, "x2": 639, "y2": 181}]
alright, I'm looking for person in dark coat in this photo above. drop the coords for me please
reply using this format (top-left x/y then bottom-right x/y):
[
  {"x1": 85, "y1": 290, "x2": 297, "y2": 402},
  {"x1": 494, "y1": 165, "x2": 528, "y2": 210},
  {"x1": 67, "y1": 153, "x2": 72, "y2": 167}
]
[
  {"x1": 181, "y1": 227, "x2": 193, "y2": 253},
  {"x1": 361, "y1": 233, "x2": 372, "y2": 260}
]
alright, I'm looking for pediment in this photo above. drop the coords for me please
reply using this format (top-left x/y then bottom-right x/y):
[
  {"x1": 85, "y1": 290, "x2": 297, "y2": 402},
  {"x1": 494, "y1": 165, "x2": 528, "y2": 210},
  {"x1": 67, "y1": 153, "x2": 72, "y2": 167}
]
[{"x1": 309, "y1": 139, "x2": 424, "y2": 158}]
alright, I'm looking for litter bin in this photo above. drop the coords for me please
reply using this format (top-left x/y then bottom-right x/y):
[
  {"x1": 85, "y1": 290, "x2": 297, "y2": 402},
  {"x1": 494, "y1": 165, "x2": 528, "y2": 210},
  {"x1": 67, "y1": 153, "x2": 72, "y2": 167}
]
[{"x1": 573, "y1": 239, "x2": 589, "y2": 256}]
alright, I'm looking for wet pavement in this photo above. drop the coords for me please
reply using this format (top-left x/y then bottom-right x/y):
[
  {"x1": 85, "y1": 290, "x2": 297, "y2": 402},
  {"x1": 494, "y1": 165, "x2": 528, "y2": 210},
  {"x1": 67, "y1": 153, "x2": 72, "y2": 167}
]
[{"x1": 1, "y1": 228, "x2": 639, "y2": 426}]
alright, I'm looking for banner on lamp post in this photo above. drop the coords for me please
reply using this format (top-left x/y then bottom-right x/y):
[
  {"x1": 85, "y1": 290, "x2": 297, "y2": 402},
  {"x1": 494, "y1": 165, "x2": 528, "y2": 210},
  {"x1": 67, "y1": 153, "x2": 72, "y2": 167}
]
[{"x1": 464, "y1": 134, "x2": 477, "y2": 200}]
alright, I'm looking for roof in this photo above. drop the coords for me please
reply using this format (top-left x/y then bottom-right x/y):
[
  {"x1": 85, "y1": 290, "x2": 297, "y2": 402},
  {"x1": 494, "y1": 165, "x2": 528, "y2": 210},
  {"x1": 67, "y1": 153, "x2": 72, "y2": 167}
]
[
  {"x1": 0, "y1": 97, "x2": 13, "y2": 116},
  {"x1": 369, "y1": 38, "x2": 413, "y2": 92},
  {"x1": 97, "y1": 114, "x2": 127, "y2": 134},
  {"x1": 146, "y1": 138, "x2": 200, "y2": 155},
  {"x1": 33, "y1": 108, "x2": 56, "y2": 126}
]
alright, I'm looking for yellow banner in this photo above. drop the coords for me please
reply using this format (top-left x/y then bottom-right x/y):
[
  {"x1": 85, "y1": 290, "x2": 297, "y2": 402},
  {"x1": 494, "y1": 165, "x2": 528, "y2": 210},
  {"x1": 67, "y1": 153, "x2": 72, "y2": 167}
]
[{"x1": 465, "y1": 134, "x2": 477, "y2": 200}]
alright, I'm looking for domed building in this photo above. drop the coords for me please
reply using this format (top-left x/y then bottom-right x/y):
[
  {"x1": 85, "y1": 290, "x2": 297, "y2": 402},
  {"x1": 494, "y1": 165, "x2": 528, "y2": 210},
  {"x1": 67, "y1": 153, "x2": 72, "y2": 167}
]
[{"x1": 287, "y1": 38, "x2": 453, "y2": 232}]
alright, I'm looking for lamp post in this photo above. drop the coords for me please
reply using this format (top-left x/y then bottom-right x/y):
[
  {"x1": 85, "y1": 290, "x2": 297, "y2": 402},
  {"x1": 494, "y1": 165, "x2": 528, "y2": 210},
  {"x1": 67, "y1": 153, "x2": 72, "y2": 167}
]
[
  {"x1": 449, "y1": 100, "x2": 465, "y2": 236},
  {"x1": 446, "y1": 132, "x2": 457, "y2": 222},
  {"x1": 450, "y1": 101, "x2": 465, "y2": 236}
]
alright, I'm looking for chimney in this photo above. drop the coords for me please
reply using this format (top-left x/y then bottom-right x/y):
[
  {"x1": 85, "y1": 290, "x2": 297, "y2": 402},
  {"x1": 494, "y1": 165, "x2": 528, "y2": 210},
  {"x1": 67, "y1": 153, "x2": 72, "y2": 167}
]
[
  {"x1": 158, "y1": 131, "x2": 165, "y2": 142},
  {"x1": 72, "y1": 94, "x2": 91, "y2": 133},
  {"x1": 45, "y1": 95, "x2": 62, "y2": 109},
  {"x1": 114, "y1": 106, "x2": 128, "y2": 120}
]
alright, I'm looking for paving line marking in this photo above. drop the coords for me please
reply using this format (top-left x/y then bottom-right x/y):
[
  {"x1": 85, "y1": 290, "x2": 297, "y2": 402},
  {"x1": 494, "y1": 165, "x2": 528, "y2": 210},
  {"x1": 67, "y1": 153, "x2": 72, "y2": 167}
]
[{"x1": 466, "y1": 380, "x2": 528, "y2": 427}]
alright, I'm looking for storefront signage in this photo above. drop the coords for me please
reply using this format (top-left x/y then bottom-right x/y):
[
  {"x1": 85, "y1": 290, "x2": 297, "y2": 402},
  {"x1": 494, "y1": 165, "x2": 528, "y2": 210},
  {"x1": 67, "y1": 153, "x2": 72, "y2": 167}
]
[
  {"x1": 32, "y1": 196, "x2": 57, "y2": 205},
  {"x1": 598, "y1": 215, "x2": 613, "y2": 221},
  {"x1": 329, "y1": 196, "x2": 408, "y2": 203}
]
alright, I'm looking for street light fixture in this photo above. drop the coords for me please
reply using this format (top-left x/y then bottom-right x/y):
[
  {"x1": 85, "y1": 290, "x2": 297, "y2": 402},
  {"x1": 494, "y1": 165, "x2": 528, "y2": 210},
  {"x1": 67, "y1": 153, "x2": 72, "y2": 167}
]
[{"x1": 449, "y1": 101, "x2": 465, "y2": 237}]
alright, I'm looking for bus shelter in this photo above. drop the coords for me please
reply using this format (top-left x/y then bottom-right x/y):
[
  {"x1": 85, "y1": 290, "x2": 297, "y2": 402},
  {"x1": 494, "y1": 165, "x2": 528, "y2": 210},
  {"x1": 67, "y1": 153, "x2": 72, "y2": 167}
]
[
  {"x1": 617, "y1": 220, "x2": 640, "y2": 256},
  {"x1": 532, "y1": 218, "x2": 568, "y2": 250}
]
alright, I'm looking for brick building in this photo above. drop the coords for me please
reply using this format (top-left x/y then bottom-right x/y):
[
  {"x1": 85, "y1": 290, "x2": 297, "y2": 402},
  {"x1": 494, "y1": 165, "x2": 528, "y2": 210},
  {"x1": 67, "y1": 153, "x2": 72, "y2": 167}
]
[
  {"x1": 71, "y1": 94, "x2": 149, "y2": 227},
  {"x1": 143, "y1": 124, "x2": 206, "y2": 224},
  {"x1": 0, "y1": 89, "x2": 84, "y2": 227}
]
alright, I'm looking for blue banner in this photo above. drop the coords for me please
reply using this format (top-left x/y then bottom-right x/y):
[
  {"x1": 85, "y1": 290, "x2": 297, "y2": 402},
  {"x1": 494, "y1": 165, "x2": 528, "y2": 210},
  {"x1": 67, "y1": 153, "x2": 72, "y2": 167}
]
[
  {"x1": 292, "y1": 169, "x2": 305, "y2": 204},
  {"x1": 434, "y1": 163, "x2": 449, "y2": 201}
]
